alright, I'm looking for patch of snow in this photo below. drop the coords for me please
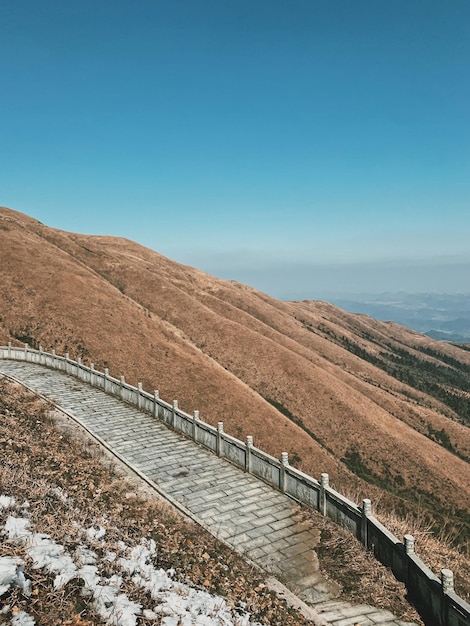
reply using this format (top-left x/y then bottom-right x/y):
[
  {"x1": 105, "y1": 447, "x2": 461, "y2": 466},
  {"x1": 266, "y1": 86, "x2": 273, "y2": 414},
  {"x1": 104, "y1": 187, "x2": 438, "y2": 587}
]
[
  {"x1": 0, "y1": 496, "x2": 16, "y2": 510},
  {"x1": 1, "y1": 495, "x2": 263, "y2": 626},
  {"x1": 10, "y1": 610, "x2": 36, "y2": 625},
  {"x1": 0, "y1": 557, "x2": 23, "y2": 595},
  {"x1": 86, "y1": 525, "x2": 106, "y2": 541},
  {"x1": 75, "y1": 545, "x2": 98, "y2": 566},
  {"x1": 4, "y1": 516, "x2": 31, "y2": 541}
]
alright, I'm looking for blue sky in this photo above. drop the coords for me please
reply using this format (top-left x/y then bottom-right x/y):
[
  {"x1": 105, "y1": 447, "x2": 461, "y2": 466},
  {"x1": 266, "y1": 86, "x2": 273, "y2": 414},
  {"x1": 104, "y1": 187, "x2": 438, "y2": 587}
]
[{"x1": 1, "y1": 0, "x2": 469, "y2": 299}]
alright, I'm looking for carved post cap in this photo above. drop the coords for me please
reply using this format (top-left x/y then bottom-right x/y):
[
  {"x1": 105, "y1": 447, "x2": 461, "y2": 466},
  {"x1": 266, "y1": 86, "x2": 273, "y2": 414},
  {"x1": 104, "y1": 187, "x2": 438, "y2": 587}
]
[
  {"x1": 39, "y1": 346, "x2": 43, "y2": 352},
  {"x1": 173, "y1": 400, "x2": 178, "y2": 409},
  {"x1": 65, "y1": 353, "x2": 70, "y2": 360},
  {"x1": 154, "y1": 390, "x2": 159, "y2": 398},
  {"x1": 362, "y1": 498, "x2": 372, "y2": 516},
  {"x1": 90, "y1": 363, "x2": 94, "y2": 370},
  {"x1": 120, "y1": 375, "x2": 125, "y2": 384},
  {"x1": 404, "y1": 534, "x2": 415, "y2": 555},
  {"x1": 217, "y1": 421, "x2": 224, "y2": 432},
  {"x1": 246, "y1": 435, "x2": 253, "y2": 447},
  {"x1": 104, "y1": 368, "x2": 109, "y2": 376},
  {"x1": 193, "y1": 410, "x2": 199, "y2": 420},
  {"x1": 138, "y1": 382, "x2": 143, "y2": 390},
  {"x1": 441, "y1": 569, "x2": 454, "y2": 594},
  {"x1": 281, "y1": 452, "x2": 289, "y2": 465},
  {"x1": 321, "y1": 473, "x2": 329, "y2": 488}
]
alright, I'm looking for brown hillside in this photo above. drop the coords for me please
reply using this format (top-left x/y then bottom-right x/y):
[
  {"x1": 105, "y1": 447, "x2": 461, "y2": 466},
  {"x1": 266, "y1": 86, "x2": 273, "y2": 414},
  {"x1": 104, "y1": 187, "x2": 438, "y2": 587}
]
[{"x1": 1, "y1": 206, "x2": 469, "y2": 548}]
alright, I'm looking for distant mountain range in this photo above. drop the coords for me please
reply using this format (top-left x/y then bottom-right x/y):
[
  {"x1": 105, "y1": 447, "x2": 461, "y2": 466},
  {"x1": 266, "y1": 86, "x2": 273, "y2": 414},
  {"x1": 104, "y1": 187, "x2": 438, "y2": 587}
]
[{"x1": 329, "y1": 292, "x2": 470, "y2": 343}]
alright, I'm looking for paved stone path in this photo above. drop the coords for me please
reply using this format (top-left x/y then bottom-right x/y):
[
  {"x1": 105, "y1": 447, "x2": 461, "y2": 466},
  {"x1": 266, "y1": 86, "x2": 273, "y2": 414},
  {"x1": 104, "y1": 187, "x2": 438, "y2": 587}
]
[{"x1": 0, "y1": 360, "x2": 417, "y2": 626}]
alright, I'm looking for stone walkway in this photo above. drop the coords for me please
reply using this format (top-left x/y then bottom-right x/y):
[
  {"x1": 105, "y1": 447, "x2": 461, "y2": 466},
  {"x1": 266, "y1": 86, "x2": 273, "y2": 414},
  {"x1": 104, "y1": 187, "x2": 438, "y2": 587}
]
[{"x1": 0, "y1": 360, "x2": 417, "y2": 626}]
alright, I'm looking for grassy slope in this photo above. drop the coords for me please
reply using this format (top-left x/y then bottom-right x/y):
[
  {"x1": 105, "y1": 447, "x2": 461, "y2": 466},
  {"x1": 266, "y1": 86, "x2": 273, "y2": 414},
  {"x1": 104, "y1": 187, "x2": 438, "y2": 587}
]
[
  {"x1": 1, "y1": 206, "x2": 469, "y2": 546},
  {"x1": 0, "y1": 379, "x2": 426, "y2": 623}
]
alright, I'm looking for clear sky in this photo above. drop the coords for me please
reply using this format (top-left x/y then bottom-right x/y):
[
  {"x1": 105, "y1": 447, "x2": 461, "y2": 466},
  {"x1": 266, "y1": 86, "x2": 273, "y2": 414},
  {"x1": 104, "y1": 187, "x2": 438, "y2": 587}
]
[{"x1": 1, "y1": 0, "x2": 469, "y2": 299}]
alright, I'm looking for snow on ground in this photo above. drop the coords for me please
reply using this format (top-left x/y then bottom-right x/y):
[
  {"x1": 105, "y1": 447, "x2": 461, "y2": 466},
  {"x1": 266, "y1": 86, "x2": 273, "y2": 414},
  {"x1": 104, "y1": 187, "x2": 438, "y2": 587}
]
[{"x1": 0, "y1": 493, "x2": 262, "y2": 626}]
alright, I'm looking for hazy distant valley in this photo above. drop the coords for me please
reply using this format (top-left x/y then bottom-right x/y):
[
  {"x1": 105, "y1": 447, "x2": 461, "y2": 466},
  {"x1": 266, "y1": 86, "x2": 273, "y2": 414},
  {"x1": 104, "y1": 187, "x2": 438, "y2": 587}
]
[{"x1": 330, "y1": 292, "x2": 470, "y2": 343}]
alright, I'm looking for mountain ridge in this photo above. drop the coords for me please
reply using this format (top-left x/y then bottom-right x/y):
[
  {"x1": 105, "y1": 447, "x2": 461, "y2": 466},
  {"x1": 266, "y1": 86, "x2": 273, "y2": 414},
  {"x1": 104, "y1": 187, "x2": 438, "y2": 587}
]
[{"x1": 1, "y1": 206, "x2": 469, "y2": 546}]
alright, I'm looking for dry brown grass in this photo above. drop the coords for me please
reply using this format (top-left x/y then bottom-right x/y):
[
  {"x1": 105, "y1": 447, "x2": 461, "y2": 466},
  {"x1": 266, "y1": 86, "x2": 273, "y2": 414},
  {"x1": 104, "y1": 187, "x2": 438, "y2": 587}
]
[
  {"x1": 1, "y1": 205, "x2": 470, "y2": 611},
  {"x1": 375, "y1": 508, "x2": 470, "y2": 603},
  {"x1": 0, "y1": 378, "x2": 428, "y2": 625},
  {"x1": 0, "y1": 379, "x2": 313, "y2": 625}
]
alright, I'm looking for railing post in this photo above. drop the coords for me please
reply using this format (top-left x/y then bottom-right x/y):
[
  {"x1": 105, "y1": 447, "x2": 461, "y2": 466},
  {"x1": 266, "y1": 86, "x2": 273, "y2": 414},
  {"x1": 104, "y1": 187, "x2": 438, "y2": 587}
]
[
  {"x1": 216, "y1": 422, "x2": 224, "y2": 457},
  {"x1": 441, "y1": 568, "x2": 454, "y2": 594},
  {"x1": 319, "y1": 473, "x2": 329, "y2": 516},
  {"x1": 7, "y1": 342, "x2": 12, "y2": 358},
  {"x1": 245, "y1": 436, "x2": 253, "y2": 473},
  {"x1": 405, "y1": 534, "x2": 415, "y2": 555},
  {"x1": 104, "y1": 368, "x2": 109, "y2": 392},
  {"x1": 24, "y1": 343, "x2": 29, "y2": 359},
  {"x1": 172, "y1": 400, "x2": 178, "y2": 428},
  {"x1": 441, "y1": 568, "x2": 454, "y2": 626},
  {"x1": 361, "y1": 498, "x2": 372, "y2": 546},
  {"x1": 154, "y1": 391, "x2": 159, "y2": 417},
  {"x1": 77, "y1": 357, "x2": 82, "y2": 379},
  {"x1": 280, "y1": 452, "x2": 289, "y2": 493},
  {"x1": 403, "y1": 534, "x2": 414, "y2": 586},
  {"x1": 65, "y1": 353, "x2": 70, "y2": 374},
  {"x1": 90, "y1": 363, "x2": 95, "y2": 386},
  {"x1": 120, "y1": 376, "x2": 126, "y2": 399},
  {"x1": 192, "y1": 410, "x2": 199, "y2": 441},
  {"x1": 137, "y1": 382, "x2": 143, "y2": 408}
]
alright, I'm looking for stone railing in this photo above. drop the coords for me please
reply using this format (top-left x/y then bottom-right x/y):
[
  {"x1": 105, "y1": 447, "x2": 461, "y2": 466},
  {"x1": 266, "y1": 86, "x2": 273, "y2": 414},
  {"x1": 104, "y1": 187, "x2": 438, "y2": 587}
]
[{"x1": 1, "y1": 343, "x2": 469, "y2": 626}]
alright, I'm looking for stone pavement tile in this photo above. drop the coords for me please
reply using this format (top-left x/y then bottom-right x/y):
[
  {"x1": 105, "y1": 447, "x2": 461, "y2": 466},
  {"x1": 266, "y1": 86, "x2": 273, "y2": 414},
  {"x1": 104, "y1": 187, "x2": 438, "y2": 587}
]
[
  {"x1": 242, "y1": 486, "x2": 267, "y2": 498},
  {"x1": 192, "y1": 507, "x2": 220, "y2": 521},
  {"x1": 269, "y1": 516, "x2": 297, "y2": 531},
  {"x1": 246, "y1": 526, "x2": 270, "y2": 541},
  {"x1": 222, "y1": 522, "x2": 255, "y2": 539},
  {"x1": 179, "y1": 495, "x2": 207, "y2": 508},
  {"x1": 216, "y1": 500, "x2": 251, "y2": 513},
  {"x1": 366, "y1": 611, "x2": 400, "y2": 623},
  {"x1": 332, "y1": 617, "x2": 374, "y2": 626},
  {"x1": 281, "y1": 553, "x2": 317, "y2": 576},
  {"x1": 267, "y1": 527, "x2": 296, "y2": 542},
  {"x1": 282, "y1": 541, "x2": 313, "y2": 558},
  {"x1": 318, "y1": 611, "x2": 350, "y2": 621},
  {"x1": 258, "y1": 537, "x2": 289, "y2": 559},
  {"x1": 238, "y1": 534, "x2": 268, "y2": 552},
  {"x1": 250, "y1": 514, "x2": 277, "y2": 527},
  {"x1": 338, "y1": 605, "x2": 377, "y2": 618},
  {"x1": 195, "y1": 491, "x2": 223, "y2": 503},
  {"x1": 237, "y1": 502, "x2": 262, "y2": 515},
  {"x1": 316, "y1": 601, "x2": 358, "y2": 612}
]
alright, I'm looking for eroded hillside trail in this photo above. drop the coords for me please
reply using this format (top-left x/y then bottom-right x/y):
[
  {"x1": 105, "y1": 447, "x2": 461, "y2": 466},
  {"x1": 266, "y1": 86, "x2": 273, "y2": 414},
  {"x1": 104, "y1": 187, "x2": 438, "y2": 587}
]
[{"x1": 0, "y1": 360, "x2": 419, "y2": 626}]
